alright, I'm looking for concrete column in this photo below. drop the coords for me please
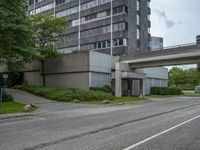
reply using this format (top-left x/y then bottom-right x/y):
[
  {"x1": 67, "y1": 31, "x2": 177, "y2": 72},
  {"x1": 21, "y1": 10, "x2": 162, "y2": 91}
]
[
  {"x1": 115, "y1": 62, "x2": 122, "y2": 97},
  {"x1": 139, "y1": 79, "x2": 145, "y2": 98},
  {"x1": 128, "y1": 79, "x2": 133, "y2": 96},
  {"x1": 196, "y1": 35, "x2": 200, "y2": 45}
]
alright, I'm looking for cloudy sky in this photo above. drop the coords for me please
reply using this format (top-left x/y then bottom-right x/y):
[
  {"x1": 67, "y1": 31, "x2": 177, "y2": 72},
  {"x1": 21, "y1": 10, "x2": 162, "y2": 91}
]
[{"x1": 150, "y1": 0, "x2": 200, "y2": 69}]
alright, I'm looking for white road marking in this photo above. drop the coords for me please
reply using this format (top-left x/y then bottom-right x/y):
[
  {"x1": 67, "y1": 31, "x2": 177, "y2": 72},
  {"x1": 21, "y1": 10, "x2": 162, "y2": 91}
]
[
  {"x1": 123, "y1": 114, "x2": 200, "y2": 150},
  {"x1": 0, "y1": 117, "x2": 45, "y2": 126}
]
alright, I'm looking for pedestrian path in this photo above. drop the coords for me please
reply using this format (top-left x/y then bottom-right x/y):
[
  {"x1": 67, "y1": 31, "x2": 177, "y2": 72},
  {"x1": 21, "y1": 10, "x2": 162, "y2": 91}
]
[{"x1": 7, "y1": 89, "x2": 97, "y2": 113}]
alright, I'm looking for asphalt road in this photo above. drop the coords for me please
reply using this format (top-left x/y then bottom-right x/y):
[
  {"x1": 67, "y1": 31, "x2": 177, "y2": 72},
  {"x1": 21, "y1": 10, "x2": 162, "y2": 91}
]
[{"x1": 1, "y1": 96, "x2": 200, "y2": 150}]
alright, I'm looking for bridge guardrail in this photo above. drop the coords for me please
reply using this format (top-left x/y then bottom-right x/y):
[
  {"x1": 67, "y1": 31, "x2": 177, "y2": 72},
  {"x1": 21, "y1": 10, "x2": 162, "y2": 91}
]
[
  {"x1": 121, "y1": 42, "x2": 200, "y2": 61},
  {"x1": 151, "y1": 42, "x2": 197, "y2": 51}
]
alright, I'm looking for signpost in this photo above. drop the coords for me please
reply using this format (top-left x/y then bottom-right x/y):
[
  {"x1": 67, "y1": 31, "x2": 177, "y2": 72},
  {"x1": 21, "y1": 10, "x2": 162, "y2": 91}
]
[
  {"x1": 2, "y1": 74, "x2": 8, "y2": 89},
  {"x1": 0, "y1": 74, "x2": 8, "y2": 108}
]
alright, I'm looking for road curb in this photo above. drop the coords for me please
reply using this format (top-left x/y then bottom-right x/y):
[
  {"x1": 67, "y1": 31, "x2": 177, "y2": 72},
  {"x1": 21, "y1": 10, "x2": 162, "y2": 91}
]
[
  {"x1": 0, "y1": 113, "x2": 35, "y2": 120},
  {"x1": 108, "y1": 99, "x2": 153, "y2": 106}
]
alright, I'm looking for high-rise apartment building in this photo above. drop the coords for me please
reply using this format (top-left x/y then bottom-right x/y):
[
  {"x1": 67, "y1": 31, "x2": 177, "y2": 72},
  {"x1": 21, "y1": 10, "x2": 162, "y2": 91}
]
[{"x1": 28, "y1": 0, "x2": 151, "y2": 56}]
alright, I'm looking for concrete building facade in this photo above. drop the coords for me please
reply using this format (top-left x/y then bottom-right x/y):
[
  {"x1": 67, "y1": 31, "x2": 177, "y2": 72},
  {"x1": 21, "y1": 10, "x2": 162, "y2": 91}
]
[
  {"x1": 28, "y1": 0, "x2": 151, "y2": 55},
  {"x1": 18, "y1": 0, "x2": 168, "y2": 96}
]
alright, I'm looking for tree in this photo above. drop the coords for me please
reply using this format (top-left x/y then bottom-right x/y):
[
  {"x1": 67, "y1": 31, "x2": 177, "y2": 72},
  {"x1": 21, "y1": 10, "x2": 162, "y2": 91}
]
[
  {"x1": 0, "y1": 0, "x2": 34, "y2": 72},
  {"x1": 168, "y1": 67, "x2": 186, "y2": 87},
  {"x1": 30, "y1": 14, "x2": 67, "y2": 86},
  {"x1": 185, "y1": 68, "x2": 200, "y2": 86},
  {"x1": 197, "y1": 63, "x2": 200, "y2": 72}
]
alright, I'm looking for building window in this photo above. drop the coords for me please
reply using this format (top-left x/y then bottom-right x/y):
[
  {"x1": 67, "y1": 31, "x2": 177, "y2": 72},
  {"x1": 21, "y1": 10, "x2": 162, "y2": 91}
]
[
  {"x1": 113, "y1": 39, "x2": 118, "y2": 47},
  {"x1": 137, "y1": 0, "x2": 140, "y2": 11},
  {"x1": 148, "y1": 27, "x2": 150, "y2": 34},
  {"x1": 137, "y1": 29, "x2": 140, "y2": 39},
  {"x1": 113, "y1": 22, "x2": 128, "y2": 32},
  {"x1": 147, "y1": 1, "x2": 150, "y2": 7},
  {"x1": 107, "y1": 40, "x2": 111, "y2": 47},
  {"x1": 81, "y1": 25, "x2": 111, "y2": 38},
  {"x1": 56, "y1": 0, "x2": 75, "y2": 5},
  {"x1": 81, "y1": 0, "x2": 111, "y2": 11},
  {"x1": 72, "y1": 19, "x2": 79, "y2": 26},
  {"x1": 35, "y1": 3, "x2": 54, "y2": 14},
  {"x1": 36, "y1": 0, "x2": 44, "y2": 3},
  {"x1": 97, "y1": 11, "x2": 107, "y2": 18},
  {"x1": 113, "y1": 38, "x2": 127, "y2": 47},
  {"x1": 148, "y1": 14, "x2": 150, "y2": 21},
  {"x1": 113, "y1": 6, "x2": 128, "y2": 15},
  {"x1": 137, "y1": 14, "x2": 140, "y2": 25},
  {"x1": 137, "y1": 39, "x2": 141, "y2": 49},
  {"x1": 56, "y1": 6, "x2": 79, "y2": 17},
  {"x1": 94, "y1": 40, "x2": 111, "y2": 49}
]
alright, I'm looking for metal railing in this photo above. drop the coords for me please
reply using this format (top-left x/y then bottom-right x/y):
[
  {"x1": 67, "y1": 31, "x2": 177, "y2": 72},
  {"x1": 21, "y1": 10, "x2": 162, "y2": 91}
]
[{"x1": 151, "y1": 42, "x2": 197, "y2": 51}]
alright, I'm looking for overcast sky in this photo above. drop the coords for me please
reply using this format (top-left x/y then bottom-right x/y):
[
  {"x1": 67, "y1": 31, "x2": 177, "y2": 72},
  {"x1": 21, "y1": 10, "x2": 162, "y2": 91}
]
[
  {"x1": 150, "y1": 0, "x2": 200, "y2": 69},
  {"x1": 151, "y1": 0, "x2": 200, "y2": 46}
]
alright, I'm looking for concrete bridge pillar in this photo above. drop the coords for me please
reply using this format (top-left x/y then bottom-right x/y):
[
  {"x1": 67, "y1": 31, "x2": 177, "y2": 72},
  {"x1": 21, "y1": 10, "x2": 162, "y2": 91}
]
[
  {"x1": 139, "y1": 79, "x2": 145, "y2": 98},
  {"x1": 115, "y1": 62, "x2": 122, "y2": 97}
]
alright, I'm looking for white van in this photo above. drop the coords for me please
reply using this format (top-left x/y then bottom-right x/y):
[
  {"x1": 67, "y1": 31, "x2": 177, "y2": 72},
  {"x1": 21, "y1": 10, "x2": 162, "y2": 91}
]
[{"x1": 195, "y1": 86, "x2": 200, "y2": 93}]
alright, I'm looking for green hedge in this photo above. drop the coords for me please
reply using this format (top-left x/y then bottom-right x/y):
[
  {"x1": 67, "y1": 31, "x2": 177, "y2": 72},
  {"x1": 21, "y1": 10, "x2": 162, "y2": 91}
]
[
  {"x1": 151, "y1": 87, "x2": 182, "y2": 95},
  {"x1": 15, "y1": 85, "x2": 114, "y2": 101},
  {"x1": 90, "y1": 85, "x2": 112, "y2": 93}
]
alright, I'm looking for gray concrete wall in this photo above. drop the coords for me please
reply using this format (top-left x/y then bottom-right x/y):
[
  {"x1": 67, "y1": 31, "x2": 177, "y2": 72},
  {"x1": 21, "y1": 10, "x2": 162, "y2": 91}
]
[
  {"x1": 23, "y1": 51, "x2": 112, "y2": 89},
  {"x1": 23, "y1": 52, "x2": 90, "y2": 88},
  {"x1": 44, "y1": 52, "x2": 90, "y2": 74},
  {"x1": 23, "y1": 60, "x2": 42, "y2": 86},
  {"x1": 90, "y1": 51, "x2": 111, "y2": 73},
  {"x1": 24, "y1": 71, "x2": 42, "y2": 86},
  {"x1": 132, "y1": 67, "x2": 168, "y2": 95},
  {"x1": 90, "y1": 72, "x2": 110, "y2": 87},
  {"x1": 89, "y1": 51, "x2": 112, "y2": 87},
  {"x1": 132, "y1": 78, "x2": 168, "y2": 95},
  {"x1": 46, "y1": 72, "x2": 89, "y2": 89}
]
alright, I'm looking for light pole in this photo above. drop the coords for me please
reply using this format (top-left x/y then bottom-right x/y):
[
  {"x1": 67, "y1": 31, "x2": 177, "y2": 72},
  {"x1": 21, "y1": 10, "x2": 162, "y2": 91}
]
[
  {"x1": 110, "y1": 0, "x2": 113, "y2": 92},
  {"x1": 78, "y1": 0, "x2": 81, "y2": 50},
  {"x1": 110, "y1": 0, "x2": 113, "y2": 57}
]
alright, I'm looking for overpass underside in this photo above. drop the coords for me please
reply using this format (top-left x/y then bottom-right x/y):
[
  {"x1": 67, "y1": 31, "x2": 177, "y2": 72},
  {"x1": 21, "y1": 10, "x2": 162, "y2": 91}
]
[{"x1": 115, "y1": 44, "x2": 200, "y2": 97}]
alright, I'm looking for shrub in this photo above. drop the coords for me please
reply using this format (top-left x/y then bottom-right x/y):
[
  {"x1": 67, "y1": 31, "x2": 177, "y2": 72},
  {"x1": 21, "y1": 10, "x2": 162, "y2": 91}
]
[
  {"x1": 90, "y1": 85, "x2": 112, "y2": 93},
  {"x1": 15, "y1": 85, "x2": 114, "y2": 102},
  {"x1": 1, "y1": 91, "x2": 14, "y2": 102},
  {"x1": 151, "y1": 87, "x2": 182, "y2": 95}
]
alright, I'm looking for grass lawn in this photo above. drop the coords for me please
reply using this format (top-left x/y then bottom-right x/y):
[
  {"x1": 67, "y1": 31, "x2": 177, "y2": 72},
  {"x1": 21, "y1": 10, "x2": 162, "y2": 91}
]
[
  {"x1": 183, "y1": 92, "x2": 200, "y2": 97},
  {"x1": 0, "y1": 102, "x2": 24, "y2": 115},
  {"x1": 82, "y1": 97, "x2": 146, "y2": 105}
]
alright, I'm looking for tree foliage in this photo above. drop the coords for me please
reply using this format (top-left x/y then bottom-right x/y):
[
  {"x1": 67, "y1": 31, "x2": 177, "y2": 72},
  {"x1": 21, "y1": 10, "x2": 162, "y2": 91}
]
[
  {"x1": 185, "y1": 68, "x2": 200, "y2": 86},
  {"x1": 30, "y1": 13, "x2": 67, "y2": 60},
  {"x1": 0, "y1": 0, "x2": 34, "y2": 72},
  {"x1": 30, "y1": 13, "x2": 67, "y2": 86},
  {"x1": 197, "y1": 63, "x2": 200, "y2": 72},
  {"x1": 169, "y1": 67, "x2": 186, "y2": 87},
  {"x1": 169, "y1": 67, "x2": 200, "y2": 87}
]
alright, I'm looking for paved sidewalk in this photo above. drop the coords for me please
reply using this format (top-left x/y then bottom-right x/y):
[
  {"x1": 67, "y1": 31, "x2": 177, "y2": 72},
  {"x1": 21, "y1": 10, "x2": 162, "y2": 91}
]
[{"x1": 6, "y1": 89, "x2": 98, "y2": 113}]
